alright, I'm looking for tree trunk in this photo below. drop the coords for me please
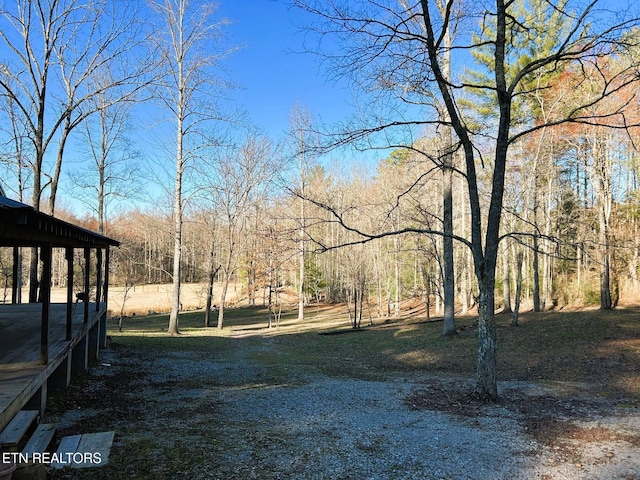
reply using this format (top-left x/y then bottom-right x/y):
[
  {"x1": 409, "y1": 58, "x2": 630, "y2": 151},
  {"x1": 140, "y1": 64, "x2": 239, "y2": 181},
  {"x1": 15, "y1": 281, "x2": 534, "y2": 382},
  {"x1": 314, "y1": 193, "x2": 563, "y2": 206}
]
[
  {"x1": 442, "y1": 160, "x2": 456, "y2": 335},
  {"x1": 298, "y1": 183, "x2": 305, "y2": 321},
  {"x1": 168, "y1": 114, "x2": 184, "y2": 335},
  {"x1": 28, "y1": 248, "x2": 39, "y2": 303},
  {"x1": 435, "y1": 272, "x2": 442, "y2": 316},
  {"x1": 204, "y1": 234, "x2": 218, "y2": 327},
  {"x1": 532, "y1": 234, "x2": 541, "y2": 312},
  {"x1": 28, "y1": 153, "x2": 43, "y2": 303},
  {"x1": 393, "y1": 234, "x2": 400, "y2": 317},
  {"x1": 592, "y1": 133, "x2": 613, "y2": 310},
  {"x1": 268, "y1": 255, "x2": 274, "y2": 329},
  {"x1": 97, "y1": 154, "x2": 106, "y2": 234},
  {"x1": 422, "y1": 263, "x2": 431, "y2": 321},
  {"x1": 476, "y1": 274, "x2": 498, "y2": 400},
  {"x1": 630, "y1": 219, "x2": 639, "y2": 292},
  {"x1": 217, "y1": 277, "x2": 230, "y2": 329},
  {"x1": 502, "y1": 242, "x2": 512, "y2": 313},
  {"x1": 511, "y1": 251, "x2": 523, "y2": 327},
  {"x1": 438, "y1": 5, "x2": 455, "y2": 336},
  {"x1": 47, "y1": 115, "x2": 71, "y2": 215},
  {"x1": 205, "y1": 279, "x2": 214, "y2": 327},
  {"x1": 600, "y1": 245, "x2": 612, "y2": 309},
  {"x1": 460, "y1": 193, "x2": 470, "y2": 315}
]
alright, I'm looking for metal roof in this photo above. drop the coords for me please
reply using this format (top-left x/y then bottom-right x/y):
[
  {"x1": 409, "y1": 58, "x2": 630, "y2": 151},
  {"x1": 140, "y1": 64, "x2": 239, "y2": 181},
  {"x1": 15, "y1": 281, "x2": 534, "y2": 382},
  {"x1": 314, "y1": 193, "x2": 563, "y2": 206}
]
[{"x1": 0, "y1": 196, "x2": 119, "y2": 248}]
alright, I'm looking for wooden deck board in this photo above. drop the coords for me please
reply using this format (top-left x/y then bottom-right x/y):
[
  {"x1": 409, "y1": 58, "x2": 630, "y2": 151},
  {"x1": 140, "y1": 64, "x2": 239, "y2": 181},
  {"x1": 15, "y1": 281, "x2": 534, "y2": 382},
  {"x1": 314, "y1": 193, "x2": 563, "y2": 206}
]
[
  {"x1": 22, "y1": 422, "x2": 57, "y2": 455},
  {"x1": 0, "y1": 410, "x2": 39, "y2": 449},
  {"x1": 0, "y1": 304, "x2": 82, "y2": 365},
  {"x1": 0, "y1": 303, "x2": 105, "y2": 432},
  {"x1": 52, "y1": 431, "x2": 114, "y2": 469}
]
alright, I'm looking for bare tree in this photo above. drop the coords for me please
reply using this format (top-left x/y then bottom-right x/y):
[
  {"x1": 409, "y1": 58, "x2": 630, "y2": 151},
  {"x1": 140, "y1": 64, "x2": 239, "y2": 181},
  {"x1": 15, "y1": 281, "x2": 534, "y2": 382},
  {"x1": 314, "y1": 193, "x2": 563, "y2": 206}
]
[
  {"x1": 110, "y1": 239, "x2": 146, "y2": 332},
  {"x1": 295, "y1": 0, "x2": 640, "y2": 400},
  {"x1": 70, "y1": 84, "x2": 141, "y2": 234},
  {"x1": 0, "y1": 0, "x2": 147, "y2": 212},
  {"x1": 402, "y1": 0, "x2": 458, "y2": 335},
  {"x1": 149, "y1": 0, "x2": 230, "y2": 335},
  {"x1": 0, "y1": 0, "x2": 149, "y2": 302},
  {"x1": 205, "y1": 134, "x2": 278, "y2": 329},
  {"x1": 287, "y1": 103, "x2": 318, "y2": 322}
]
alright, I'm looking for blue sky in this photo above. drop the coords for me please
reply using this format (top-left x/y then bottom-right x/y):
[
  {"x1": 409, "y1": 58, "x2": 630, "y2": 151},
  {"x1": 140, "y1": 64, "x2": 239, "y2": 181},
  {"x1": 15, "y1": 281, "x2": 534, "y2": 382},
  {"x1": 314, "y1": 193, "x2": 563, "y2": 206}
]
[
  {"x1": 217, "y1": 0, "x2": 640, "y2": 145},
  {"x1": 217, "y1": 1, "x2": 354, "y2": 142}
]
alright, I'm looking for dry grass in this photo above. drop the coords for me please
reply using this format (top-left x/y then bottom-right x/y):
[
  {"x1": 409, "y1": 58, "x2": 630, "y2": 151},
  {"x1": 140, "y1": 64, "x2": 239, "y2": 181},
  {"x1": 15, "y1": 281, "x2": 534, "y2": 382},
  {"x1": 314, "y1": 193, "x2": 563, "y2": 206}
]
[
  {"x1": 45, "y1": 282, "x2": 275, "y2": 317},
  {"x1": 107, "y1": 282, "x2": 247, "y2": 316},
  {"x1": 109, "y1": 301, "x2": 640, "y2": 398}
]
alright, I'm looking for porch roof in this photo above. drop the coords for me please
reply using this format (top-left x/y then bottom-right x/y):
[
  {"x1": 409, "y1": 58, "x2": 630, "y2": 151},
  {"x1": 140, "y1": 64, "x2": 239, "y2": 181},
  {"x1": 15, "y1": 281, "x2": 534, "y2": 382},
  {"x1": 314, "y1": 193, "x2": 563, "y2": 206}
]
[{"x1": 0, "y1": 196, "x2": 119, "y2": 249}]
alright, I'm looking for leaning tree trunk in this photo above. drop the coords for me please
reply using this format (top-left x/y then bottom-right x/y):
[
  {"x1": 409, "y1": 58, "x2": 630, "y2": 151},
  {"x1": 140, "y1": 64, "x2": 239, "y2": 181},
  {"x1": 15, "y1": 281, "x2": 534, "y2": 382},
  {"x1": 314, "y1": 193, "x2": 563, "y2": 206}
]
[{"x1": 439, "y1": 11, "x2": 456, "y2": 336}]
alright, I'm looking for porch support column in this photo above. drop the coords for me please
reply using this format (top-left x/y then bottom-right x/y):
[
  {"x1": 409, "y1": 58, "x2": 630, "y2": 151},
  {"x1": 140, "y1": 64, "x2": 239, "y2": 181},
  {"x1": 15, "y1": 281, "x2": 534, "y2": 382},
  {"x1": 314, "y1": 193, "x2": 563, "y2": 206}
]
[
  {"x1": 96, "y1": 248, "x2": 103, "y2": 312},
  {"x1": 12, "y1": 246, "x2": 19, "y2": 304},
  {"x1": 84, "y1": 247, "x2": 90, "y2": 323},
  {"x1": 66, "y1": 246, "x2": 74, "y2": 341},
  {"x1": 40, "y1": 243, "x2": 52, "y2": 365}
]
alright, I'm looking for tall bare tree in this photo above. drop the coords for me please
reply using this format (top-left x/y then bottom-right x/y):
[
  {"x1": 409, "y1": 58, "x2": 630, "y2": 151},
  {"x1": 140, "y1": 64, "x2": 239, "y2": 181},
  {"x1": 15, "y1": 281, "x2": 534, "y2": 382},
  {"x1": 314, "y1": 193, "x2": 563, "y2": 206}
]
[
  {"x1": 149, "y1": 0, "x2": 230, "y2": 335},
  {"x1": 288, "y1": 103, "x2": 317, "y2": 322},
  {"x1": 0, "y1": 0, "x2": 148, "y2": 301},
  {"x1": 207, "y1": 135, "x2": 278, "y2": 329},
  {"x1": 70, "y1": 84, "x2": 141, "y2": 234},
  {"x1": 295, "y1": 0, "x2": 640, "y2": 400}
]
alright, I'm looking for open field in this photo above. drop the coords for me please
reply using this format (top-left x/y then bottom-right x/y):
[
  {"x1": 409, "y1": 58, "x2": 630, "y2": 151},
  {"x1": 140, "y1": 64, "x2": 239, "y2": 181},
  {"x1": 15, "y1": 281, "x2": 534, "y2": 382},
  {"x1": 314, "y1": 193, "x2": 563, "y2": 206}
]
[
  {"x1": 40, "y1": 282, "x2": 305, "y2": 318},
  {"x1": 46, "y1": 305, "x2": 640, "y2": 479},
  {"x1": 107, "y1": 282, "x2": 245, "y2": 316},
  {"x1": 41, "y1": 283, "x2": 245, "y2": 317}
]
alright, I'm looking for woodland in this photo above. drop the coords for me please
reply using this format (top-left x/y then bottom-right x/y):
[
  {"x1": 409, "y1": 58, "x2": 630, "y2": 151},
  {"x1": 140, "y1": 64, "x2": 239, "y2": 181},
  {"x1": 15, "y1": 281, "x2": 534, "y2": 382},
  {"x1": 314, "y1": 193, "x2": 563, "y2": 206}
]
[{"x1": 1, "y1": 0, "x2": 640, "y2": 399}]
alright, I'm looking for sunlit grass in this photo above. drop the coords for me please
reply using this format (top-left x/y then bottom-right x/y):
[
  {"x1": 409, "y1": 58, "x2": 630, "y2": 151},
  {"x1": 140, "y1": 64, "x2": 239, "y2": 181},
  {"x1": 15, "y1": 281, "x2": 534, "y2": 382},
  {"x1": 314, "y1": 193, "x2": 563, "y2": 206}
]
[{"x1": 107, "y1": 304, "x2": 640, "y2": 396}]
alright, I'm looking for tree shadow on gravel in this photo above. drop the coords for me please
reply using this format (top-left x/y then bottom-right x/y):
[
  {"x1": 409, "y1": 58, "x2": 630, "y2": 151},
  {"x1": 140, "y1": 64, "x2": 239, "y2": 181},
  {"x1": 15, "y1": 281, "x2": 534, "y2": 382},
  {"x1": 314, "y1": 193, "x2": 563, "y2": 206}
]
[{"x1": 404, "y1": 376, "x2": 640, "y2": 456}]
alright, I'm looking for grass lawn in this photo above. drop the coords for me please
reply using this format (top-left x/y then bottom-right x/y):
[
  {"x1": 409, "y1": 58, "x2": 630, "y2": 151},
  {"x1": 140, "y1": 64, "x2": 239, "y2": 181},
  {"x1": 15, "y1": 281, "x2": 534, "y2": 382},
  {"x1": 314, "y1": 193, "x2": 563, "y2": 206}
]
[
  {"x1": 110, "y1": 305, "x2": 640, "y2": 398},
  {"x1": 44, "y1": 304, "x2": 640, "y2": 480}
]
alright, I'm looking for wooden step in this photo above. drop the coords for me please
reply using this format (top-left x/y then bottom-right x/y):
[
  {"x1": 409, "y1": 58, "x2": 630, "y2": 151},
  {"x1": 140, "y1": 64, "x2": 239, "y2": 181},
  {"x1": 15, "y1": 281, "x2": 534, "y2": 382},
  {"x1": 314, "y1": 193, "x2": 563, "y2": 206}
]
[
  {"x1": 22, "y1": 423, "x2": 57, "y2": 456},
  {"x1": 54, "y1": 434, "x2": 81, "y2": 458},
  {"x1": 51, "y1": 431, "x2": 114, "y2": 469},
  {"x1": 0, "y1": 410, "x2": 39, "y2": 450}
]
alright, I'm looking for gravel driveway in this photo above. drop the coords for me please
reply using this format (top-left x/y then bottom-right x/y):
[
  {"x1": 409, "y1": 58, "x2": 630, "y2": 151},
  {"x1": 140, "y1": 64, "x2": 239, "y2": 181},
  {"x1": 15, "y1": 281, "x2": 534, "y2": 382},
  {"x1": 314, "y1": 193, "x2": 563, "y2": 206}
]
[{"x1": 51, "y1": 335, "x2": 640, "y2": 480}]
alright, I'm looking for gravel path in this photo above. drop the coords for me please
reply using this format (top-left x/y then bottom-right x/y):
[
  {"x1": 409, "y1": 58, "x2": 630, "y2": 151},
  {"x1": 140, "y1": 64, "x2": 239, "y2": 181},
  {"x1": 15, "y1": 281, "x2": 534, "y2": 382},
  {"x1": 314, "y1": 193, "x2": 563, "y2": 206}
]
[{"x1": 52, "y1": 338, "x2": 640, "y2": 480}]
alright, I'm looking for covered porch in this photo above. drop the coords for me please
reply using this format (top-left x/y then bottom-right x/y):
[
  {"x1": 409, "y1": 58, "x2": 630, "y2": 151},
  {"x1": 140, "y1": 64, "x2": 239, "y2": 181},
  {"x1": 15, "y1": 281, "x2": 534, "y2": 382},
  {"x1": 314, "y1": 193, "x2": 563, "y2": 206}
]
[{"x1": 0, "y1": 196, "x2": 119, "y2": 433}]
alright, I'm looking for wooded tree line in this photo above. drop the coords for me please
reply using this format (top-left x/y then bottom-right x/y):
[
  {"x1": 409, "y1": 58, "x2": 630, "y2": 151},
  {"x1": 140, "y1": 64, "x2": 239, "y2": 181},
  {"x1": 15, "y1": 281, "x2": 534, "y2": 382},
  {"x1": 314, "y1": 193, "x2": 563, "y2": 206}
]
[
  {"x1": 290, "y1": 0, "x2": 640, "y2": 398},
  {"x1": 2, "y1": 0, "x2": 640, "y2": 399},
  {"x1": 5, "y1": 120, "x2": 637, "y2": 316}
]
